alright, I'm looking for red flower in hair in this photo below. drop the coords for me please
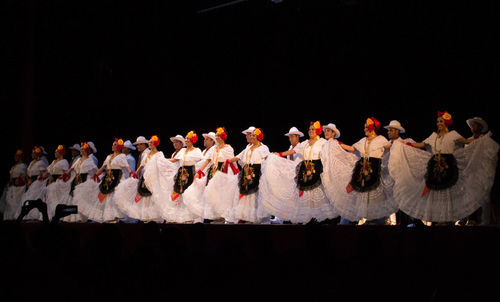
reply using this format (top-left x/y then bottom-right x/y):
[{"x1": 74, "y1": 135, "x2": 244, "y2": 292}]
[
  {"x1": 187, "y1": 131, "x2": 198, "y2": 144},
  {"x1": 115, "y1": 138, "x2": 124, "y2": 151},
  {"x1": 150, "y1": 135, "x2": 160, "y2": 147},
  {"x1": 216, "y1": 127, "x2": 227, "y2": 141},
  {"x1": 254, "y1": 128, "x2": 264, "y2": 141},
  {"x1": 56, "y1": 145, "x2": 66, "y2": 156},
  {"x1": 366, "y1": 117, "x2": 381, "y2": 132}
]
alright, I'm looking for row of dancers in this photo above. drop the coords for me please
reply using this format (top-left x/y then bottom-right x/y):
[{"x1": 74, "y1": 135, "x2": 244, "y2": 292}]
[{"x1": 1, "y1": 111, "x2": 498, "y2": 225}]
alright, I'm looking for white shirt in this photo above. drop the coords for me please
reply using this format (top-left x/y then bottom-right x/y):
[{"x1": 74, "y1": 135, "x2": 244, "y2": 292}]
[
  {"x1": 236, "y1": 143, "x2": 270, "y2": 165},
  {"x1": 47, "y1": 159, "x2": 69, "y2": 175},
  {"x1": 294, "y1": 137, "x2": 326, "y2": 161},
  {"x1": 73, "y1": 157, "x2": 97, "y2": 174},
  {"x1": 174, "y1": 148, "x2": 203, "y2": 166},
  {"x1": 10, "y1": 163, "x2": 27, "y2": 178},
  {"x1": 353, "y1": 135, "x2": 389, "y2": 159},
  {"x1": 206, "y1": 144, "x2": 235, "y2": 163},
  {"x1": 423, "y1": 130, "x2": 464, "y2": 154},
  {"x1": 288, "y1": 143, "x2": 303, "y2": 161},
  {"x1": 27, "y1": 159, "x2": 48, "y2": 177},
  {"x1": 103, "y1": 153, "x2": 130, "y2": 179}
]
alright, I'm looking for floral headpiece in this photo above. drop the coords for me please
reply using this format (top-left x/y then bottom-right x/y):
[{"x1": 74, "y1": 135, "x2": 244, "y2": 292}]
[
  {"x1": 254, "y1": 128, "x2": 264, "y2": 141},
  {"x1": 438, "y1": 111, "x2": 453, "y2": 126},
  {"x1": 33, "y1": 146, "x2": 43, "y2": 156},
  {"x1": 366, "y1": 117, "x2": 381, "y2": 132},
  {"x1": 187, "y1": 131, "x2": 198, "y2": 144},
  {"x1": 56, "y1": 145, "x2": 66, "y2": 156},
  {"x1": 310, "y1": 121, "x2": 322, "y2": 135},
  {"x1": 114, "y1": 138, "x2": 124, "y2": 151},
  {"x1": 216, "y1": 127, "x2": 227, "y2": 141},
  {"x1": 15, "y1": 149, "x2": 23, "y2": 156},
  {"x1": 150, "y1": 135, "x2": 160, "y2": 147},
  {"x1": 81, "y1": 142, "x2": 92, "y2": 154}
]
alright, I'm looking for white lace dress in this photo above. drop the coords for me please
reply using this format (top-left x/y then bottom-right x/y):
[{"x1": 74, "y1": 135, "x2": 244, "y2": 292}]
[
  {"x1": 114, "y1": 151, "x2": 165, "y2": 222},
  {"x1": 74, "y1": 153, "x2": 129, "y2": 222},
  {"x1": 322, "y1": 135, "x2": 397, "y2": 221},
  {"x1": 261, "y1": 138, "x2": 337, "y2": 223},
  {"x1": 19, "y1": 159, "x2": 48, "y2": 220},
  {"x1": 44, "y1": 159, "x2": 70, "y2": 219},
  {"x1": 389, "y1": 131, "x2": 499, "y2": 222},
  {"x1": 1, "y1": 163, "x2": 27, "y2": 220},
  {"x1": 186, "y1": 144, "x2": 238, "y2": 221}
]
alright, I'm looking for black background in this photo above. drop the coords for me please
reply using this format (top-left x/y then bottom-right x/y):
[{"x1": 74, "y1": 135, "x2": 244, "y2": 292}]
[{"x1": 2, "y1": 0, "x2": 499, "y2": 196}]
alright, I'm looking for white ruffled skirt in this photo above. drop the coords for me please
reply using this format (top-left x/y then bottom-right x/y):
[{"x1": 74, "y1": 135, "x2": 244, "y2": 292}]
[
  {"x1": 114, "y1": 178, "x2": 163, "y2": 222},
  {"x1": 388, "y1": 137, "x2": 499, "y2": 222},
  {"x1": 45, "y1": 177, "x2": 73, "y2": 220},
  {"x1": 260, "y1": 154, "x2": 337, "y2": 223},
  {"x1": 2, "y1": 184, "x2": 26, "y2": 220},
  {"x1": 202, "y1": 170, "x2": 240, "y2": 221},
  {"x1": 73, "y1": 178, "x2": 124, "y2": 223},
  {"x1": 19, "y1": 179, "x2": 48, "y2": 221},
  {"x1": 321, "y1": 140, "x2": 398, "y2": 221}
]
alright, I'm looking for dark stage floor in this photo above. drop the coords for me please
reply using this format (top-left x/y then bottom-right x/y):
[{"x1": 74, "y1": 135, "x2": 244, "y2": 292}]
[{"x1": 1, "y1": 221, "x2": 499, "y2": 301}]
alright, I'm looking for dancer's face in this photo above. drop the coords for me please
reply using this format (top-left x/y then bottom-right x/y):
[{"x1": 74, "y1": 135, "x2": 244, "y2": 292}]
[{"x1": 387, "y1": 128, "x2": 399, "y2": 140}]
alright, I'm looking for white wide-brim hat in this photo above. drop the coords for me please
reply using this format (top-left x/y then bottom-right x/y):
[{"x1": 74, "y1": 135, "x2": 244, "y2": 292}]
[
  {"x1": 242, "y1": 126, "x2": 256, "y2": 135},
  {"x1": 170, "y1": 135, "x2": 186, "y2": 147},
  {"x1": 466, "y1": 117, "x2": 488, "y2": 133},
  {"x1": 383, "y1": 120, "x2": 405, "y2": 133},
  {"x1": 284, "y1": 126, "x2": 304, "y2": 137},
  {"x1": 87, "y1": 141, "x2": 97, "y2": 153},
  {"x1": 202, "y1": 132, "x2": 217, "y2": 143},
  {"x1": 69, "y1": 143, "x2": 81, "y2": 151},
  {"x1": 323, "y1": 123, "x2": 341, "y2": 138},
  {"x1": 133, "y1": 136, "x2": 149, "y2": 145},
  {"x1": 40, "y1": 146, "x2": 48, "y2": 155},
  {"x1": 123, "y1": 140, "x2": 136, "y2": 150}
]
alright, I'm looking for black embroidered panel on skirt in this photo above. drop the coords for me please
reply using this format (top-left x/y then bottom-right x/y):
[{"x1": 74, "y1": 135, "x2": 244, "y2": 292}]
[
  {"x1": 349, "y1": 157, "x2": 382, "y2": 192},
  {"x1": 137, "y1": 176, "x2": 152, "y2": 197},
  {"x1": 99, "y1": 169, "x2": 122, "y2": 195},
  {"x1": 173, "y1": 165, "x2": 194, "y2": 194},
  {"x1": 239, "y1": 164, "x2": 261, "y2": 196},
  {"x1": 206, "y1": 161, "x2": 225, "y2": 185},
  {"x1": 47, "y1": 174, "x2": 61, "y2": 185},
  {"x1": 70, "y1": 173, "x2": 87, "y2": 196},
  {"x1": 295, "y1": 159, "x2": 323, "y2": 191},
  {"x1": 425, "y1": 153, "x2": 458, "y2": 190}
]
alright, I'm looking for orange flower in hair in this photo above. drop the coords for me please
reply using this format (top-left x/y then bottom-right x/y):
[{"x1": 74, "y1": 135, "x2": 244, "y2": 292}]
[
  {"x1": 115, "y1": 138, "x2": 124, "y2": 151},
  {"x1": 254, "y1": 128, "x2": 264, "y2": 141},
  {"x1": 187, "y1": 131, "x2": 198, "y2": 144},
  {"x1": 310, "y1": 121, "x2": 322, "y2": 135},
  {"x1": 216, "y1": 127, "x2": 227, "y2": 140},
  {"x1": 150, "y1": 135, "x2": 160, "y2": 147},
  {"x1": 15, "y1": 149, "x2": 23, "y2": 156},
  {"x1": 56, "y1": 145, "x2": 66, "y2": 156},
  {"x1": 438, "y1": 111, "x2": 453, "y2": 126},
  {"x1": 33, "y1": 146, "x2": 42, "y2": 155},
  {"x1": 81, "y1": 142, "x2": 92, "y2": 154},
  {"x1": 366, "y1": 117, "x2": 380, "y2": 132}
]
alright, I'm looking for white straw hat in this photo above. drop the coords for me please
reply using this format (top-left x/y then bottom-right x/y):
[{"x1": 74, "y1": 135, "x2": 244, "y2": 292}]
[
  {"x1": 123, "y1": 140, "x2": 136, "y2": 150},
  {"x1": 323, "y1": 123, "x2": 341, "y2": 138},
  {"x1": 170, "y1": 135, "x2": 186, "y2": 147},
  {"x1": 69, "y1": 144, "x2": 81, "y2": 151},
  {"x1": 383, "y1": 120, "x2": 406, "y2": 133},
  {"x1": 202, "y1": 132, "x2": 217, "y2": 143},
  {"x1": 242, "y1": 126, "x2": 256, "y2": 135},
  {"x1": 133, "y1": 136, "x2": 149, "y2": 145},
  {"x1": 87, "y1": 141, "x2": 97, "y2": 153},
  {"x1": 466, "y1": 117, "x2": 488, "y2": 133},
  {"x1": 284, "y1": 126, "x2": 304, "y2": 137}
]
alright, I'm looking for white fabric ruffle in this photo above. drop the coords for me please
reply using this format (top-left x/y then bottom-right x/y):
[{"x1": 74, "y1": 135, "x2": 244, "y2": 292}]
[
  {"x1": 73, "y1": 177, "x2": 124, "y2": 223},
  {"x1": 322, "y1": 139, "x2": 398, "y2": 221},
  {"x1": 203, "y1": 170, "x2": 240, "y2": 221},
  {"x1": 260, "y1": 154, "x2": 337, "y2": 223},
  {"x1": 19, "y1": 179, "x2": 48, "y2": 221},
  {"x1": 388, "y1": 135, "x2": 499, "y2": 222},
  {"x1": 2, "y1": 185, "x2": 26, "y2": 220},
  {"x1": 114, "y1": 178, "x2": 163, "y2": 222}
]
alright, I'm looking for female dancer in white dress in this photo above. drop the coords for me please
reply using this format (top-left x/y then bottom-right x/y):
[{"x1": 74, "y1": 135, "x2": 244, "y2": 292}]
[
  {"x1": 261, "y1": 121, "x2": 337, "y2": 223},
  {"x1": 44, "y1": 145, "x2": 70, "y2": 219},
  {"x1": 322, "y1": 117, "x2": 397, "y2": 224},
  {"x1": 114, "y1": 135, "x2": 167, "y2": 222},
  {"x1": 19, "y1": 146, "x2": 49, "y2": 220},
  {"x1": 1, "y1": 150, "x2": 27, "y2": 220},
  {"x1": 167, "y1": 131, "x2": 203, "y2": 223},
  {"x1": 227, "y1": 127, "x2": 270, "y2": 223},
  {"x1": 186, "y1": 127, "x2": 239, "y2": 223},
  {"x1": 74, "y1": 139, "x2": 135, "y2": 223},
  {"x1": 389, "y1": 111, "x2": 499, "y2": 223},
  {"x1": 62, "y1": 142, "x2": 98, "y2": 222}
]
